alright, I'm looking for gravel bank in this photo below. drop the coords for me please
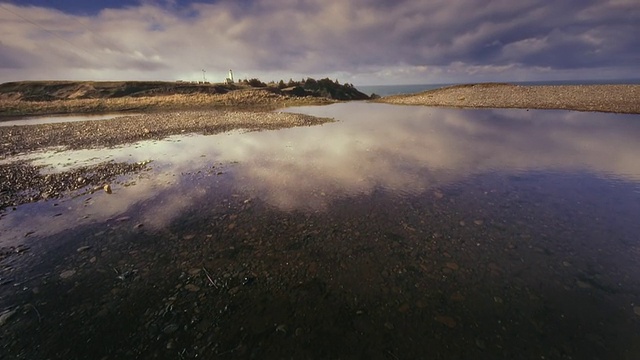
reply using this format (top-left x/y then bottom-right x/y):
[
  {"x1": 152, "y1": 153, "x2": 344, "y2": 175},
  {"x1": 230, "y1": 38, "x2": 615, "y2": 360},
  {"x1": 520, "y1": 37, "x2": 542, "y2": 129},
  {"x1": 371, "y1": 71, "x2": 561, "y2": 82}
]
[
  {"x1": 0, "y1": 110, "x2": 333, "y2": 158},
  {"x1": 0, "y1": 110, "x2": 332, "y2": 210},
  {"x1": 377, "y1": 84, "x2": 640, "y2": 114},
  {"x1": 0, "y1": 160, "x2": 149, "y2": 211}
]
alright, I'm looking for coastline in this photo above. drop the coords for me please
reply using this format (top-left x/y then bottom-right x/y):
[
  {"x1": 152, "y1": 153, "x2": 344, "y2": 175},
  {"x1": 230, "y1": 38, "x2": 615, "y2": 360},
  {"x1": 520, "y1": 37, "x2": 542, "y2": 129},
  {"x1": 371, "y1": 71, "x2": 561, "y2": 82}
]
[
  {"x1": 0, "y1": 110, "x2": 333, "y2": 210},
  {"x1": 375, "y1": 84, "x2": 640, "y2": 114},
  {"x1": 0, "y1": 110, "x2": 333, "y2": 158},
  {"x1": 0, "y1": 89, "x2": 335, "y2": 119}
]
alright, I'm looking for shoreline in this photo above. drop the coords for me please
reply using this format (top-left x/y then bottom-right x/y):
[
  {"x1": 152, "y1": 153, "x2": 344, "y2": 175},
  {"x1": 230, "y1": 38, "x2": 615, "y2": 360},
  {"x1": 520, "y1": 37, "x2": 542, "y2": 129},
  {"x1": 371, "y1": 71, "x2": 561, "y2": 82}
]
[
  {"x1": 0, "y1": 110, "x2": 333, "y2": 159},
  {"x1": 0, "y1": 89, "x2": 337, "y2": 119},
  {"x1": 375, "y1": 83, "x2": 640, "y2": 114},
  {"x1": 0, "y1": 110, "x2": 333, "y2": 210}
]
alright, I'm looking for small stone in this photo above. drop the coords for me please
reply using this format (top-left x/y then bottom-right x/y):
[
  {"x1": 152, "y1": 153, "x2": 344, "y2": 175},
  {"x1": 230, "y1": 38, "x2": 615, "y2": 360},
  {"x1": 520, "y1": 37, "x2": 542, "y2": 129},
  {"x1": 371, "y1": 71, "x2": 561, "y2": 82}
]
[
  {"x1": 60, "y1": 270, "x2": 76, "y2": 279},
  {"x1": 398, "y1": 303, "x2": 410, "y2": 313},
  {"x1": 183, "y1": 234, "x2": 195, "y2": 240},
  {"x1": 434, "y1": 191, "x2": 444, "y2": 199},
  {"x1": 0, "y1": 309, "x2": 17, "y2": 327},
  {"x1": 104, "y1": 184, "x2": 112, "y2": 194},
  {"x1": 577, "y1": 280, "x2": 591, "y2": 289},
  {"x1": 633, "y1": 306, "x2": 640, "y2": 316},
  {"x1": 384, "y1": 322, "x2": 395, "y2": 330},
  {"x1": 473, "y1": 219, "x2": 484, "y2": 225},
  {"x1": 76, "y1": 245, "x2": 91, "y2": 252},
  {"x1": 446, "y1": 262, "x2": 459, "y2": 271},
  {"x1": 276, "y1": 324, "x2": 287, "y2": 334},
  {"x1": 435, "y1": 315, "x2": 457, "y2": 328},
  {"x1": 185, "y1": 284, "x2": 200, "y2": 292},
  {"x1": 450, "y1": 292, "x2": 465, "y2": 302},
  {"x1": 459, "y1": 221, "x2": 466, "y2": 226},
  {"x1": 163, "y1": 324, "x2": 179, "y2": 334},
  {"x1": 228, "y1": 223, "x2": 236, "y2": 230}
]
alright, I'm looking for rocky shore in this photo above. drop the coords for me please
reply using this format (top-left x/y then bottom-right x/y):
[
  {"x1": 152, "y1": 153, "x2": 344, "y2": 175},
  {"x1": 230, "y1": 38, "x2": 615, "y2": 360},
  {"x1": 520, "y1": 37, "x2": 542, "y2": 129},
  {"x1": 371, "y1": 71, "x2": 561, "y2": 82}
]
[
  {"x1": 0, "y1": 110, "x2": 332, "y2": 210},
  {"x1": 0, "y1": 110, "x2": 332, "y2": 158},
  {"x1": 377, "y1": 83, "x2": 640, "y2": 114}
]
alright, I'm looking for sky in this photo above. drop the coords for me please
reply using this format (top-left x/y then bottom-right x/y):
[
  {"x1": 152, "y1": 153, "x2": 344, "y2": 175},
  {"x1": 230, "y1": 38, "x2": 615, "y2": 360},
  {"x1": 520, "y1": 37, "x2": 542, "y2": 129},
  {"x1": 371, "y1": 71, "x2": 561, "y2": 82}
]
[{"x1": 0, "y1": 0, "x2": 638, "y2": 85}]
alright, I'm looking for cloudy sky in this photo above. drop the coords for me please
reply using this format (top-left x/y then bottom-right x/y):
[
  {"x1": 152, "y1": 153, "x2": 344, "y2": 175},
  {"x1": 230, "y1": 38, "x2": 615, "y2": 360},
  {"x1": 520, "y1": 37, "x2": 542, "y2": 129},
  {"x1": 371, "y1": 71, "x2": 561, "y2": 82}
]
[{"x1": 0, "y1": 0, "x2": 638, "y2": 85}]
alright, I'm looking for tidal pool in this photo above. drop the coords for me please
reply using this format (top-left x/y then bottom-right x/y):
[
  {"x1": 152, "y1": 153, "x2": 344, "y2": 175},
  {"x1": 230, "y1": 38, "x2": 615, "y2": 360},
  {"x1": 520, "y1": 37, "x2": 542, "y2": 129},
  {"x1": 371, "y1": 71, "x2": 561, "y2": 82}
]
[
  {"x1": 0, "y1": 113, "x2": 140, "y2": 127},
  {"x1": 1, "y1": 103, "x2": 640, "y2": 359}
]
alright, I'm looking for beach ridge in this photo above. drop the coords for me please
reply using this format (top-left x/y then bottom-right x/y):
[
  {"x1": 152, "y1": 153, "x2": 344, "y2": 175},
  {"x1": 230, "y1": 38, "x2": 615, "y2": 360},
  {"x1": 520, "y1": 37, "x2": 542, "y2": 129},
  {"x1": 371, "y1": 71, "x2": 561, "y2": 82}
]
[{"x1": 376, "y1": 84, "x2": 640, "y2": 114}]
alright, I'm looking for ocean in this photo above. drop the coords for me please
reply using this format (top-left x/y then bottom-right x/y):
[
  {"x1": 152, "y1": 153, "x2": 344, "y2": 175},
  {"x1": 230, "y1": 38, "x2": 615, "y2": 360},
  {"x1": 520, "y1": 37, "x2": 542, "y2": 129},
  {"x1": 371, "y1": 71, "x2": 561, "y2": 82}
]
[{"x1": 357, "y1": 78, "x2": 640, "y2": 97}]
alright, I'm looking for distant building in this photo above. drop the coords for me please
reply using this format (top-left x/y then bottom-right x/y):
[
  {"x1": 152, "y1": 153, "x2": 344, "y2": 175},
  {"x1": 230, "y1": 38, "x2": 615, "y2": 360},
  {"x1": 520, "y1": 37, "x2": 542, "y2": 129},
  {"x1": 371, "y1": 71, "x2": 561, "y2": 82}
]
[{"x1": 225, "y1": 69, "x2": 234, "y2": 84}]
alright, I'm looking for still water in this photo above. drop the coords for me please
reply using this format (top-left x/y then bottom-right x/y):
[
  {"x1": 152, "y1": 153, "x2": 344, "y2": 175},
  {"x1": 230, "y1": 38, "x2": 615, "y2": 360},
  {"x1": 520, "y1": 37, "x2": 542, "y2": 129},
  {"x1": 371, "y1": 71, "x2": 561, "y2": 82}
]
[
  {"x1": 1, "y1": 103, "x2": 639, "y2": 359},
  {"x1": 0, "y1": 113, "x2": 139, "y2": 127}
]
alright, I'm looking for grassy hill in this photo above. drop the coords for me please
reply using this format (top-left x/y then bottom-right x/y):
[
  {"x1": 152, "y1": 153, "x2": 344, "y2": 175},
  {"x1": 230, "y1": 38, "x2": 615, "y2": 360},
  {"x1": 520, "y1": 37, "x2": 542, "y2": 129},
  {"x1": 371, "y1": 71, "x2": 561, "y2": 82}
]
[{"x1": 0, "y1": 78, "x2": 370, "y2": 102}]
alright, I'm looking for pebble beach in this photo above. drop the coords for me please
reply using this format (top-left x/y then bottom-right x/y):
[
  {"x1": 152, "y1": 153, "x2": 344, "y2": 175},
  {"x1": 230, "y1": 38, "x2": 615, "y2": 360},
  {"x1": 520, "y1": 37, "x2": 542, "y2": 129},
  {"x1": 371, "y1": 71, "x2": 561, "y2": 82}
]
[{"x1": 378, "y1": 83, "x2": 640, "y2": 114}]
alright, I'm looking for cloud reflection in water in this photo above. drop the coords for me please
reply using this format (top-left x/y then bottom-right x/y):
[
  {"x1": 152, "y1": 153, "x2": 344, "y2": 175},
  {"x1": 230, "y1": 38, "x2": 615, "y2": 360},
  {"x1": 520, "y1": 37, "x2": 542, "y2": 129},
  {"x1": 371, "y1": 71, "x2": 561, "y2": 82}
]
[{"x1": 2, "y1": 103, "x2": 639, "y2": 245}]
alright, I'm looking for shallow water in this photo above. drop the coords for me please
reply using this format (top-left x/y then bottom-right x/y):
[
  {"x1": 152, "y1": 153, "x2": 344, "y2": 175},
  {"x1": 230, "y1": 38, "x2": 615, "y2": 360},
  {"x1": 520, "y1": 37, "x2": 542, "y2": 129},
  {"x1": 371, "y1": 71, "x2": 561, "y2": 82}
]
[
  {"x1": 0, "y1": 113, "x2": 138, "y2": 127},
  {"x1": 1, "y1": 103, "x2": 640, "y2": 359}
]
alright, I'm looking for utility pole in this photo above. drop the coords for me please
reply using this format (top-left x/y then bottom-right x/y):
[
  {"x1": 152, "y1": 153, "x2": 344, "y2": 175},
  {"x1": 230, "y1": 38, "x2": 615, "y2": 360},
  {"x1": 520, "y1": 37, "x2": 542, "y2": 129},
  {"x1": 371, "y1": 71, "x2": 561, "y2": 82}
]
[{"x1": 202, "y1": 69, "x2": 206, "y2": 82}]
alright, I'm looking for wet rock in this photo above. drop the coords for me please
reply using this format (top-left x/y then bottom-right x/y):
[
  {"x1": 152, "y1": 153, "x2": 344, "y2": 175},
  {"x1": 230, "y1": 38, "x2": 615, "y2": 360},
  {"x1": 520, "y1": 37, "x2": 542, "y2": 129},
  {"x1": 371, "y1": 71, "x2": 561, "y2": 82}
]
[
  {"x1": 445, "y1": 262, "x2": 459, "y2": 271},
  {"x1": 450, "y1": 292, "x2": 465, "y2": 302},
  {"x1": 275, "y1": 324, "x2": 287, "y2": 334},
  {"x1": 0, "y1": 308, "x2": 17, "y2": 327},
  {"x1": 163, "y1": 324, "x2": 179, "y2": 334},
  {"x1": 185, "y1": 284, "x2": 200, "y2": 292},
  {"x1": 60, "y1": 269, "x2": 76, "y2": 279},
  {"x1": 576, "y1": 280, "x2": 592, "y2": 289},
  {"x1": 434, "y1": 315, "x2": 457, "y2": 328},
  {"x1": 76, "y1": 246, "x2": 91, "y2": 252}
]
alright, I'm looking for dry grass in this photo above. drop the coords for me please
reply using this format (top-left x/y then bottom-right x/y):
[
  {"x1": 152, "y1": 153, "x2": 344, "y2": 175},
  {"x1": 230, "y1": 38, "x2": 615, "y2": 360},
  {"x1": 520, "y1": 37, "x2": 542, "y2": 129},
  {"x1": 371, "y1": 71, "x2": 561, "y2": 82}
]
[{"x1": 0, "y1": 89, "x2": 336, "y2": 117}]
